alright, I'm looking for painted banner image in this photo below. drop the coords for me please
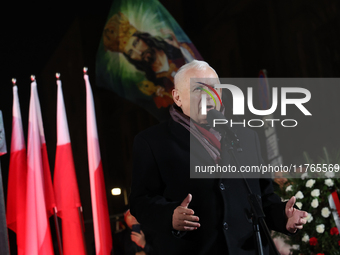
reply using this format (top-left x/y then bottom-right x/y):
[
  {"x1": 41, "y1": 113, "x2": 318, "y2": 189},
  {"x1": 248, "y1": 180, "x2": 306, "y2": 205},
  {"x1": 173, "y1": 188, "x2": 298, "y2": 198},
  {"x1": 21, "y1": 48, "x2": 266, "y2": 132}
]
[{"x1": 96, "y1": 0, "x2": 202, "y2": 120}]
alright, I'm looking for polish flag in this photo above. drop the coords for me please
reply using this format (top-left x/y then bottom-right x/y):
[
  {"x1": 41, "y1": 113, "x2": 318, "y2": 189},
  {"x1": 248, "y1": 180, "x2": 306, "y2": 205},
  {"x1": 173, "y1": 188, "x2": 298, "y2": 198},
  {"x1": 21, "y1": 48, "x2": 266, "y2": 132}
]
[
  {"x1": 53, "y1": 78, "x2": 86, "y2": 255},
  {"x1": 84, "y1": 69, "x2": 112, "y2": 255},
  {"x1": 25, "y1": 79, "x2": 55, "y2": 255},
  {"x1": 6, "y1": 85, "x2": 27, "y2": 255}
]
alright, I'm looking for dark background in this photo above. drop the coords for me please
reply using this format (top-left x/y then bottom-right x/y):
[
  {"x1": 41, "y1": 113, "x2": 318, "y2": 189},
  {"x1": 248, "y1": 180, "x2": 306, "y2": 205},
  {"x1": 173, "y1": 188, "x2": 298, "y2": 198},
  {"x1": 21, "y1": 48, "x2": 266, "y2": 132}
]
[{"x1": 1, "y1": 0, "x2": 340, "y2": 254}]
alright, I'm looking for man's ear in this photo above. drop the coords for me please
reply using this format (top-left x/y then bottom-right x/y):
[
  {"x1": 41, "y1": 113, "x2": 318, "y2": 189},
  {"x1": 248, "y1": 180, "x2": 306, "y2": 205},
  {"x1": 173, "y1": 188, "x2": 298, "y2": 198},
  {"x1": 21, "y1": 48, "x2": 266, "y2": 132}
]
[{"x1": 172, "y1": 89, "x2": 182, "y2": 107}]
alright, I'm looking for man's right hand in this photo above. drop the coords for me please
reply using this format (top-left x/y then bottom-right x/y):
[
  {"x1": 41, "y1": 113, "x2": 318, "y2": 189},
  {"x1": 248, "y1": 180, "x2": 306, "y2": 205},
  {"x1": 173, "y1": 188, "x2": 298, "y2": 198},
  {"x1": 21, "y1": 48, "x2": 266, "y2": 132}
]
[{"x1": 172, "y1": 194, "x2": 200, "y2": 231}]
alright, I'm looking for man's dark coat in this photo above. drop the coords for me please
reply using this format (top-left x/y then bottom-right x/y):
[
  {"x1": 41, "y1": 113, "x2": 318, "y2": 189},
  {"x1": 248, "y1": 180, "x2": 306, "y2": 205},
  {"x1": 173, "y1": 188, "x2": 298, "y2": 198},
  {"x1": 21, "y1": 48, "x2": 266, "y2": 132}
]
[{"x1": 130, "y1": 118, "x2": 290, "y2": 255}]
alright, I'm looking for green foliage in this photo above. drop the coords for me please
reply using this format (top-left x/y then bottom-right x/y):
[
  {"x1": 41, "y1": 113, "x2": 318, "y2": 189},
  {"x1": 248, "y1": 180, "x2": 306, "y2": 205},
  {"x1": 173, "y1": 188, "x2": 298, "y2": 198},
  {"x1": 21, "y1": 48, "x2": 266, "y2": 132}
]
[{"x1": 274, "y1": 148, "x2": 340, "y2": 255}]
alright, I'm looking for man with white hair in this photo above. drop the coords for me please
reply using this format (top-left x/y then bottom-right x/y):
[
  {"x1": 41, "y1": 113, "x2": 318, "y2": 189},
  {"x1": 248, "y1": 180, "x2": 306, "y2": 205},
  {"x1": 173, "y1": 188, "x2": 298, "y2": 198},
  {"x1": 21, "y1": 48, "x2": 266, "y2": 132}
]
[{"x1": 130, "y1": 60, "x2": 307, "y2": 254}]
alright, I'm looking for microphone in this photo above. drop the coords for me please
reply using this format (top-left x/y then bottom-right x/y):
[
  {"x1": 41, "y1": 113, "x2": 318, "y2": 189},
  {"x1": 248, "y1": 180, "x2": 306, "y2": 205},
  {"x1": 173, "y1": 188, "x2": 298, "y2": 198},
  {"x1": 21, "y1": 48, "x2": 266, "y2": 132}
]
[
  {"x1": 207, "y1": 109, "x2": 235, "y2": 137},
  {"x1": 207, "y1": 109, "x2": 242, "y2": 151}
]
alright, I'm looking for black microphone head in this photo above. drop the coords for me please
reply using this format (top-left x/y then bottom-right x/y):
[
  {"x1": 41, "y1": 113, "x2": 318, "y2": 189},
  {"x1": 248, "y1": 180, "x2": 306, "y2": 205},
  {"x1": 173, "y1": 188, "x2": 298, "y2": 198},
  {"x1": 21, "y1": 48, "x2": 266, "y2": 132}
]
[
  {"x1": 207, "y1": 109, "x2": 241, "y2": 150},
  {"x1": 207, "y1": 109, "x2": 226, "y2": 133}
]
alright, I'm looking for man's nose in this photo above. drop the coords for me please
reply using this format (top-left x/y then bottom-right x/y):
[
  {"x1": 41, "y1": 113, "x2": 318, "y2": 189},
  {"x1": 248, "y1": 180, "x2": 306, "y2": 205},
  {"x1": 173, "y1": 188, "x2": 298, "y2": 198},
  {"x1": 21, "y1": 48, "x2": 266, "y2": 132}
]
[{"x1": 206, "y1": 93, "x2": 215, "y2": 103}]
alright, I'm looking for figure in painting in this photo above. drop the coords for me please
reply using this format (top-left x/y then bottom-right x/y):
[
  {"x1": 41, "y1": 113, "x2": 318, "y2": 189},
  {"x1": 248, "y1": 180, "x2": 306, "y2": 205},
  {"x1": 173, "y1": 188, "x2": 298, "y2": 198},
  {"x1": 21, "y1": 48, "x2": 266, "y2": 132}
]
[{"x1": 102, "y1": 12, "x2": 200, "y2": 108}]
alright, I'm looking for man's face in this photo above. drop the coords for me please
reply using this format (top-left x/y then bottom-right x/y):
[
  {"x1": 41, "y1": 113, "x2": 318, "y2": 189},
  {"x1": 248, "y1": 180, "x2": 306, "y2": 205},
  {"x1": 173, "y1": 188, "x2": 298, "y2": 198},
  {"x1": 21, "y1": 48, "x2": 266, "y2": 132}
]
[
  {"x1": 124, "y1": 35, "x2": 156, "y2": 64},
  {"x1": 174, "y1": 68, "x2": 222, "y2": 124}
]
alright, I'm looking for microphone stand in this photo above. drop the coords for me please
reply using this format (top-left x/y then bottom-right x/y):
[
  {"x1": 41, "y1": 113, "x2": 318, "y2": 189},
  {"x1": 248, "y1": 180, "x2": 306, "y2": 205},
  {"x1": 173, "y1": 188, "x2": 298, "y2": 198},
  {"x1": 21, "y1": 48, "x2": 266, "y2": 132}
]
[{"x1": 220, "y1": 132, "x2": 280, "y2": 255}]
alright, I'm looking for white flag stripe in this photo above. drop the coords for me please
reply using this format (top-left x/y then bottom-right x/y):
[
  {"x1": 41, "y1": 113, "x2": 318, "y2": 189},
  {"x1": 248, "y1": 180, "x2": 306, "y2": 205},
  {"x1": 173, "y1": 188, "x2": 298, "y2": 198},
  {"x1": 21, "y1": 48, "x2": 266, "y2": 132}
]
[
  {"x1": 84, "y1": 74, "x2": 101, "y2": 168},
  {"x1": 56, "y1": 80, "x2": 71, "y2": 145},
  {"x1": 11, "y1": 85, "x2": 25, "y2": 152},
  {"x1": 31, "y1": 81, "x2": 46, "y2": 143}
]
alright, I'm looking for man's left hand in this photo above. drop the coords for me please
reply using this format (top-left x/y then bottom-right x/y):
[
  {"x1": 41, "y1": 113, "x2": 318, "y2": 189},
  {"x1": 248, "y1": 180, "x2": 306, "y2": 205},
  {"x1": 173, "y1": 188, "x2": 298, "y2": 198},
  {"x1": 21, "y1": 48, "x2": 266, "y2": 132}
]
[
  {"x1": 285, "y1": 196, "x2": 308, "y2": 233},
  {"x1": 131, "y1": 230, "x2": 146, "y2": 249}
]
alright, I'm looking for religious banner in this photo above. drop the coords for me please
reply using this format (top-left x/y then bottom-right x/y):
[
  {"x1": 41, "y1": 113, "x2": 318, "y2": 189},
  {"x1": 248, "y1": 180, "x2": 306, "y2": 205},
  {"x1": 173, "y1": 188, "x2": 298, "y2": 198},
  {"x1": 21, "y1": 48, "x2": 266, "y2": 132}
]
[{"x1": 96, "y1": 0, "x2": 203, "y2": 120}]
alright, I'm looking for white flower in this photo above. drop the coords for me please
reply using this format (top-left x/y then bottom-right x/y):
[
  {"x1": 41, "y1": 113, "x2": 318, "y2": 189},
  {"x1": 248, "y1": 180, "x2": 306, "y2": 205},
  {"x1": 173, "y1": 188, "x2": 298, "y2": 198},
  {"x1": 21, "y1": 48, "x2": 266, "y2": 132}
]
[
  {"x1": 302, "y1": 233, "x2": 309, "y2": 242},
  {"x1": 325, "y1": 171, "x2": 335, "y2": 178},
  {"x1": 306, "y1": 179, "x2": 316, "y2": 188},
  {"x1": 295, "y1": 202, "x2": 302, "y2": 209},
  {"x1": 311, "y1": 189, "x2": 320, "y2": 197},
  {"x1": 295, "y1": 191, "x2": 304, "y2": 199},
  {"x1": 311, "y1": 198, "x2": 319, "y2": 208},
  {"x1": 305, "y1": 213, "x2": 313, "y2": 223},
  {"x1": 325, "y1": 178, "x2": 334, "y2": 187},
  {"x1": 301, "y1": 172, "x2": 308, "y2": 180},
  {"x1": 285, "y1": 185, "x2": 293, "y2": 192},
  {"x1": 292, "y1": 244, "x2": 300, "y2": 250},
  {"x1": 321, "y1": 207, "x2": 331, "y2": 218},
  {"x1": 316, "y1": 224, "x2": 325, "y2": 233}
]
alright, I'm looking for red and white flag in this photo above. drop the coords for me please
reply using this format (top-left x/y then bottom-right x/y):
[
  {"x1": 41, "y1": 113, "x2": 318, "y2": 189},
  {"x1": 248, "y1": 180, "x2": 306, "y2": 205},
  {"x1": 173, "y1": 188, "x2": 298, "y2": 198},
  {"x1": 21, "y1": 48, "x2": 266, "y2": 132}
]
[
  {"x1": 84, "y1": 69, "x2": 112, "y2": 255},
  {"x1": 25, "y1": 79, "x2": 55, "y2": 255},
  {"x1": 6, "y1": 84, "x2": 27, "y2": 255},
  {"x1": 53, "y1": 78, "x2": 86, "y2": 255}
]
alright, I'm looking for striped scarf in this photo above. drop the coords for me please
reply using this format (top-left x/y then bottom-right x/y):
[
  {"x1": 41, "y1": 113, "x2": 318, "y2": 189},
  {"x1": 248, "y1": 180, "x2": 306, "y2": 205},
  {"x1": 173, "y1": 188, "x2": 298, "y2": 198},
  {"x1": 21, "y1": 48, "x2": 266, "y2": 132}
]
[{"x1": 169, "y1": 104, "x2": 222, "y2": 163}]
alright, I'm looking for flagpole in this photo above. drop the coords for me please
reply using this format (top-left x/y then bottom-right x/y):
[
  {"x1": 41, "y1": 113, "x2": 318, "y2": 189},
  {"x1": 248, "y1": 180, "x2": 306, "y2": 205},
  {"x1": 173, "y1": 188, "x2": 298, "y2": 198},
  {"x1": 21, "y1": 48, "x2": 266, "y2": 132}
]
[
  {"x1": 78, "y1": 206, "x2": 88, "y2": 255},
  {"x1": 0, "y1": 110, "x2": 10, "y2": 255},
  {"x1": 53, "y1": 207, "x2": 63, "y2": 255}
]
